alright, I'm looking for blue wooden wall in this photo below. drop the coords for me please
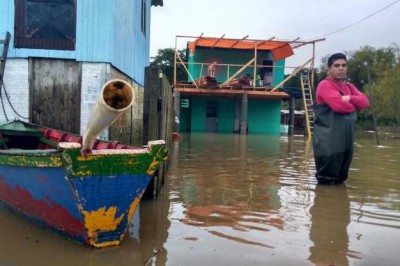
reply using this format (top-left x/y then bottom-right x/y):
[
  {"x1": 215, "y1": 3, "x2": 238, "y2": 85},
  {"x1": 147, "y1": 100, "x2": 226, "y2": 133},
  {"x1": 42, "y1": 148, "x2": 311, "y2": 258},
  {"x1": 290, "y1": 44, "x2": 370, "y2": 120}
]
[{"x1": 0, "y1": 0, "x2": 151, "y2": 85}]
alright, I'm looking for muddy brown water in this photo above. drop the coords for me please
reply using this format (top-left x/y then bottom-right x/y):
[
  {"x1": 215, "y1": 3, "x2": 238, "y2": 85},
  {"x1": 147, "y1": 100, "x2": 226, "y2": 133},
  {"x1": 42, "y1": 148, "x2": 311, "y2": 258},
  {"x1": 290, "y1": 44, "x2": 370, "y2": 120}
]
[{"x1": 1, "y1": 132, "x2": 399, "y2": 266}]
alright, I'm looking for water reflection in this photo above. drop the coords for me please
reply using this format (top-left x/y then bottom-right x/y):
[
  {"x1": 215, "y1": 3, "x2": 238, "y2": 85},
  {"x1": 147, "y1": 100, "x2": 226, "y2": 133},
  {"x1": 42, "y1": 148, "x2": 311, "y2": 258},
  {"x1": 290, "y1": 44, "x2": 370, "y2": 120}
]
[
  {"x1": 137, "y1": 199, "x2": 170, "y2": 266},
  {"x1": 163, "y1": 133, "x2": 400, "y2": 265},
  {"x1": 309, "y1": 184, "x2": 351, "y2": 266},
  {"x1": 173, "y1": 134, "x2": 284, "y2": 249}
]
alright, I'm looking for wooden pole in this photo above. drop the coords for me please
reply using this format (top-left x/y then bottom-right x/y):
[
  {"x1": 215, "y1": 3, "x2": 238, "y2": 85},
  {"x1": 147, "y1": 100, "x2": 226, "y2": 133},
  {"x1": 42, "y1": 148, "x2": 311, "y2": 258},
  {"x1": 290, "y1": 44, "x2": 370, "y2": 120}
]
[
  {"x1": 366, "y1": 62, "x2": 380, "y2": 146},
  {"x1": 253, "y1": 44, "x2": 257, "y2": 88},
  {"x1": 309, "y1": 43, "x2": 315, "y2": 89},
  {"x1": 173, "y1": 36, "x2": 177, "y2": 87},
  {"x1": 240, "y1": 94, "x2": 248, "y2": 134},
  {"x1": 271, "y1": 58, "x2": 312, "y2": 91},
  {"x1": 176, "y1": 53, "x2": 198, "y2": 88},
  {"x1": 288, "y1": 96, "x2": 295, "y2": 135}
]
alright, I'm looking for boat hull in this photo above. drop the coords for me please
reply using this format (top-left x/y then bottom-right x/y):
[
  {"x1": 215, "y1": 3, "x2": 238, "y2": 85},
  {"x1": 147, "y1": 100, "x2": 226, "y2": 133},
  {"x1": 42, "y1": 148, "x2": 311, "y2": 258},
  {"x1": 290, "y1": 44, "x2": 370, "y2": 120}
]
[{"x1": 0, "y1": 142, "x2": 167, "y2": 248}]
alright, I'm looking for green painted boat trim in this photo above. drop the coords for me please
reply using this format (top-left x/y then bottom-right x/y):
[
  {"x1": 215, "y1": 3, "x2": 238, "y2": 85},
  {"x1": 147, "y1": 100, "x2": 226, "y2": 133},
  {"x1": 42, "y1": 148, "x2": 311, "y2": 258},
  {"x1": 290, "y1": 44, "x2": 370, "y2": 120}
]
[
  {"x1": 62, "y1": 144, "x2": 168, "y2": 178},
  {"x1": 0, "y1": 144, "x2": 168, "y2": 177},
  {"x1": 0, "y1": 138, "x2": 9, "y2": 147},
  {"x1": 0, "y1": 150, "x2": 63, "y2": 167}
]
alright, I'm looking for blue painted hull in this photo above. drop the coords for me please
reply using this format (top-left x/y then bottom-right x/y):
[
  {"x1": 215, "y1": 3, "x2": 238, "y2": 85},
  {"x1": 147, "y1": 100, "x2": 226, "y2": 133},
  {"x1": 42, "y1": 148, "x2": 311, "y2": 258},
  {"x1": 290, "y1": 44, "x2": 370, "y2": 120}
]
[{"x1": 0, "y1": 141, "x2": 167, "y2": 248}]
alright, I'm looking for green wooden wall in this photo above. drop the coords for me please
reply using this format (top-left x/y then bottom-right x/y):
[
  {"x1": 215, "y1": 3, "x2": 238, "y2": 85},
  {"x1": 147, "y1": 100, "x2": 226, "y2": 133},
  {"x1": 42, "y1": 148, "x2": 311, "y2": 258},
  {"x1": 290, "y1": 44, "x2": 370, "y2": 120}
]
[
  {"x1": 180, "y1": 97, "x2": 281, "y2": 134},
  {"x1": 182, "y1": 46, "x2": 287, "y2": 135},
  {"x1": 191, "y1": 99, "x2": 206, "y2": 132},
  {"x1": 247, "y1": 100, "x2": 281, "y2": 134},
  {"x1": 218, "y1": 99, "x2": 235, "y2": 132},
  {"x1": 188, "y1": 47, "x2": 285, "y2": 86}
]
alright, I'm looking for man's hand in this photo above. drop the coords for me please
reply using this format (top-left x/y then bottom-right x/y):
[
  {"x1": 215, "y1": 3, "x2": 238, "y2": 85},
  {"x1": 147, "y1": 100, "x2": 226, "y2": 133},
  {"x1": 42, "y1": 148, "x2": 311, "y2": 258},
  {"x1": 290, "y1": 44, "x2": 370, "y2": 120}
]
[{"x1": 341, "y1": 95, "x2": 351, "y2": 102}]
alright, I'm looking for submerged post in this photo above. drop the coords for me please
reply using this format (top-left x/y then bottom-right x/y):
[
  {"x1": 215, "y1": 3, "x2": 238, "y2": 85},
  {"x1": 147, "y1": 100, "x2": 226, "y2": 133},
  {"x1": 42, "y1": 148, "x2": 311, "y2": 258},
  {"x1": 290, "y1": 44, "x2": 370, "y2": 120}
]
[
  {"x1": 365, "y1": 62, "x2": 380, "y2": 146},
  {"x1": 288, "y1": 96, "x2": 295, "y2": 135},
  {"x1": 240, "y1": 94, "x2": 248, "y2": 134}
]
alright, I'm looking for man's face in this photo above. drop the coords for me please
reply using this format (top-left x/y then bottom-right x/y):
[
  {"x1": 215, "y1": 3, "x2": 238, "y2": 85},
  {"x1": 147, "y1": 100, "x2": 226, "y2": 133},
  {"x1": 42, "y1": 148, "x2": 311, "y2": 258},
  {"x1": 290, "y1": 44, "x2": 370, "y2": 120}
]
[{"x1": 328, "y1": 59, "x2": 347, "y2": 81}]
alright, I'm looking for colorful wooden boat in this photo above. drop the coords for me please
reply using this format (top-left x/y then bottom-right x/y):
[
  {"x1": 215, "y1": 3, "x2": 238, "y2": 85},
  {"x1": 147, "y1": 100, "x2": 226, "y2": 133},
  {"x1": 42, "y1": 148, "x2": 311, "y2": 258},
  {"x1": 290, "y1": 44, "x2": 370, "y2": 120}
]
[{"x1": 0, "y1": 79, "x2": 168, "y2": 248}]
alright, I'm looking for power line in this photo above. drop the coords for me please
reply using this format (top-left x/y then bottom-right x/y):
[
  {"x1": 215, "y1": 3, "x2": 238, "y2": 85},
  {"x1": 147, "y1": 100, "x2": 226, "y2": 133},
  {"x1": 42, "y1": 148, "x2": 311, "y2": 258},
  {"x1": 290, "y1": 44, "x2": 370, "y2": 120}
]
[{"x1": 318, "y1": 0, "x2": 400, "y2": 38}]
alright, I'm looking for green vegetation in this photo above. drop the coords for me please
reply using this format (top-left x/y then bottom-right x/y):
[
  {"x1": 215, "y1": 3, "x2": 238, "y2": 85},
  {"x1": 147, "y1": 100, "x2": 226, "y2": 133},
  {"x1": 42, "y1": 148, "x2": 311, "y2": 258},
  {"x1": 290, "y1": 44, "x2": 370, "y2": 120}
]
[{"x1": 150, "y1": 48, "x2": 187, "y2": 84}]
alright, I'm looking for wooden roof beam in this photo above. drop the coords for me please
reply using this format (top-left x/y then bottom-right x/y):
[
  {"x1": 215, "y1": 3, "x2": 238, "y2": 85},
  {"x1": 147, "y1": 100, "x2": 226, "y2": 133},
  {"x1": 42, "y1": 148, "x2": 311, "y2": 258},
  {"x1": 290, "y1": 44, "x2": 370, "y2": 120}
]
[
  {"x1": 254, "y1": 36, "x2": 276, "y2": 48},
  {"x1": 190, "y1": 32, "x2": 204, "y2": 48},
  {"x1": 211, "y1": 34, "x2": 225, "y2": 48},
  {"x1": 229, "y1": 35, "x2": 249, "y2": 49},
  {"x1": 291, "y1": 38, "x2": 326, "y2": 49}
]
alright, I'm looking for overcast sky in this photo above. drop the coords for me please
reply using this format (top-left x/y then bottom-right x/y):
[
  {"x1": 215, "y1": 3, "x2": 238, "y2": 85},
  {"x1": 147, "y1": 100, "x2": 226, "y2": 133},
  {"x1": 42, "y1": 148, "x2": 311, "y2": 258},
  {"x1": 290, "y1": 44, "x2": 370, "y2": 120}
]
[{"x1": 150, "y1": 0, "x2": 400, "y2": 72}]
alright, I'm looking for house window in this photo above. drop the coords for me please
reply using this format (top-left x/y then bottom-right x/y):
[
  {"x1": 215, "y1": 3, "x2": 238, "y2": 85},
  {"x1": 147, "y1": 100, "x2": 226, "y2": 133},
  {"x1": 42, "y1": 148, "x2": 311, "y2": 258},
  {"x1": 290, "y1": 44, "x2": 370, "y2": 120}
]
[
  {"x1": 141, "y1": 0, "x2": 147, "y2": 35},
  {"x1": 14, "y1": 0, "x2": 76, "y2": 50}
]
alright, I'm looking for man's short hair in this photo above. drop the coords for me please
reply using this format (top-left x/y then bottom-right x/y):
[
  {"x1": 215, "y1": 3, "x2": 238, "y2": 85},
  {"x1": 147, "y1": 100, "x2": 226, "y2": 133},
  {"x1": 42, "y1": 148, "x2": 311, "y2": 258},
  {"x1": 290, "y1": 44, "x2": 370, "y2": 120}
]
[{"x1": 328, "y1": 53, "x2": 347, "y2": 67}]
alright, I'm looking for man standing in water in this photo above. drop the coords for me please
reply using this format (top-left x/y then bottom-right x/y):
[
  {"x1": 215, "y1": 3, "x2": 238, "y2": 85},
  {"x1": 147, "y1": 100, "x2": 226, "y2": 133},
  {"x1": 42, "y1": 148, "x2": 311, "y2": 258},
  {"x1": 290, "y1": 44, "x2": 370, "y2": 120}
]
[{"x1": 313, "y1": 53, "x2": 369, "y2": 184}]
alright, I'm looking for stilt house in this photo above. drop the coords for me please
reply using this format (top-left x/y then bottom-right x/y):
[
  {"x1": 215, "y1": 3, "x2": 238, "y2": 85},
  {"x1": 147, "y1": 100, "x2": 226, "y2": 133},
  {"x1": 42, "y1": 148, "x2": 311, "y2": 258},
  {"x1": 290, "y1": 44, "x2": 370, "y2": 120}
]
[{"x1": 173, "y1": 35, "x2": 324, "y2": 136}]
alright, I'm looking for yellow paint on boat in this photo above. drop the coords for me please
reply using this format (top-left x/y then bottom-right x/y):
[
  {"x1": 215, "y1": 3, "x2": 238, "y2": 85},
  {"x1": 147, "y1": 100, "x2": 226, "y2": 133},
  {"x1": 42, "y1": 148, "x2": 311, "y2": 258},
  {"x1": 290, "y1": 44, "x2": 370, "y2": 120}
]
[
  {"x1": 82, "y1": 206, "x2": 125, "y2": 236},
  {"x1": 73, "y1": 170, "x2": 94, "y2": 176},
  {"x1": 146, "y1": 157, "x2": 159, "y2": 175},
  {"x1": 146, "y1": 151, "x2": 169, "y2": 175},
  {"x1": 50, "y1": 155, "x2": 63, "y2": 167},
  {"x1": 85, "y1": 197, "x2": 142, "y2": 248},
  {"x1": 76, "y1": 153, "x2": 109, "y2": 161},
  {"x1": 127, "y1": 196, "x2": 141, "y2": 223},
  {"x1": 90, "y1": 239, "x2": 122, "y2": 248}
]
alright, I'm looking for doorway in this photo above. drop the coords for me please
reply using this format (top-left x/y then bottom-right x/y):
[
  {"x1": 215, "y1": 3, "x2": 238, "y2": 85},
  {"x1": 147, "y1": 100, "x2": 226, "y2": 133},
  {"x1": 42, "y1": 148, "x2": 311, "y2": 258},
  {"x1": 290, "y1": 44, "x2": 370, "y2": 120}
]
[
  {"x1": 205, "y1": 101, "x2": 218, "y2": 132},
  {"x1": 261, "y1": 59, "x2": 274, "y2": 86}
]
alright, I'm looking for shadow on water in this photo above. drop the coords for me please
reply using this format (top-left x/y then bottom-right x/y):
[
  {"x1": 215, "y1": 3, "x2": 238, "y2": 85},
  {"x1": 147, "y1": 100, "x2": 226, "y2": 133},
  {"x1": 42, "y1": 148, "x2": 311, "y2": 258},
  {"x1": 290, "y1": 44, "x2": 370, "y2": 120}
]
[{"x1": 1, "y1": 132, "x2": 399, "y2": 266}]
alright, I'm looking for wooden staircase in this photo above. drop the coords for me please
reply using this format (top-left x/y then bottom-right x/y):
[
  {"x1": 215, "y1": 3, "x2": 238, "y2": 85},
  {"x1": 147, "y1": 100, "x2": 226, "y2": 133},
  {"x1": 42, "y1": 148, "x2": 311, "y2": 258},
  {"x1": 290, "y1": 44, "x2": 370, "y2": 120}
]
[
  {"x1": 300, "y1": 70, "x2": 314, "y2": 138},
  {"x1": 0, "y1": 32, "x2": 11, "y2": 89}
]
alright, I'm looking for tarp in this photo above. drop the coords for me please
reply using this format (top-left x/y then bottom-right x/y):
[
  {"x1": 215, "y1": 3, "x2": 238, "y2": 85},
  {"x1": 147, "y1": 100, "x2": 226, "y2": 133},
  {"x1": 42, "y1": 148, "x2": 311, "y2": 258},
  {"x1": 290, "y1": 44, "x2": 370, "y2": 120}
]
[
  {"x1": 280, "y1": 87, "x2": 303, "y2": 99},
  {"x1": 188, "y1": 37, "x2": 294, "y2": 61},
  {"x1": 0, "y1": 120, "x2": 42, "y2": 136}
]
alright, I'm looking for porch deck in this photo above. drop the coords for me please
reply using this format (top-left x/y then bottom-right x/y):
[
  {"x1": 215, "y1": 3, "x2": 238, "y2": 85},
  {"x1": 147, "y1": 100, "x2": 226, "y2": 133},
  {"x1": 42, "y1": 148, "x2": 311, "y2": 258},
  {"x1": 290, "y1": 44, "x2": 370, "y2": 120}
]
[{"x1": 174, "y1": 80, "x2": 290, "y2": 100}]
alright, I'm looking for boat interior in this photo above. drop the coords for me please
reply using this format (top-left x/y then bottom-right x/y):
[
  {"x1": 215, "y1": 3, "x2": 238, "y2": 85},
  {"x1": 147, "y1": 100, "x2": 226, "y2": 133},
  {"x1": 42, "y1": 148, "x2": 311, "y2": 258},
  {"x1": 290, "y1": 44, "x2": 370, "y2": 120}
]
[{"x1": 0, "y1": 121, "x2": 136, "y2": 153}]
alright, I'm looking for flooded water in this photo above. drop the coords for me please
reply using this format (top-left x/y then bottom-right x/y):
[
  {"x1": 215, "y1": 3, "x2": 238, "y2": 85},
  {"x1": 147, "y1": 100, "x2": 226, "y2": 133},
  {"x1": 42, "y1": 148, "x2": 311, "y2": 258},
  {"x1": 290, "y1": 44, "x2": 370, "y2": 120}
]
[{"x1": 1, "y1": 132, "x2": 399, "y2": 266}]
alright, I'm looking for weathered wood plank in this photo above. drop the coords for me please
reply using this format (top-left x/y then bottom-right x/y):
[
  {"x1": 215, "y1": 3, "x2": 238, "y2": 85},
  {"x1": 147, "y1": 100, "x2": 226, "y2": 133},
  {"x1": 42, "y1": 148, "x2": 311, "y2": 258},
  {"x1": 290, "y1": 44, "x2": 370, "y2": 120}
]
[
  {"x1": 143, "y1": 66, "x2": 173, "y2": 198},
  {"x1": 29, "y1": 58, "x2": 81, "y2": 133}
]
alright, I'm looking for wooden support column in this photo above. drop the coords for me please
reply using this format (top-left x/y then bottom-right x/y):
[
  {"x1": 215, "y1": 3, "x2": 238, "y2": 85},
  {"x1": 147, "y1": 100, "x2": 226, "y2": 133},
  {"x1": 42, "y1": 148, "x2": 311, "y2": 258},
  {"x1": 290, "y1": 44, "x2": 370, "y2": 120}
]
[
  {"x1": 143, "y1": 66, "x2": 173, "y2": 199},
  {"x1": 173, "y1": 91, "x2": 181, "y2": 133},
  {"x1": 253, "y1": 45, "x2": 258, "y2": 88},
  {"x1": 234, "y1": 99, "x2": 240, "y2": 133},
  {"x1": 143, "y1": 67, "x2": 159, "y2": 144},
  {"x1": 240, "y1": 94, "x2": 248, "y2": 134},
  {"x1": 288, "y1": 96, "x2": 295, "y2": 135}
]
